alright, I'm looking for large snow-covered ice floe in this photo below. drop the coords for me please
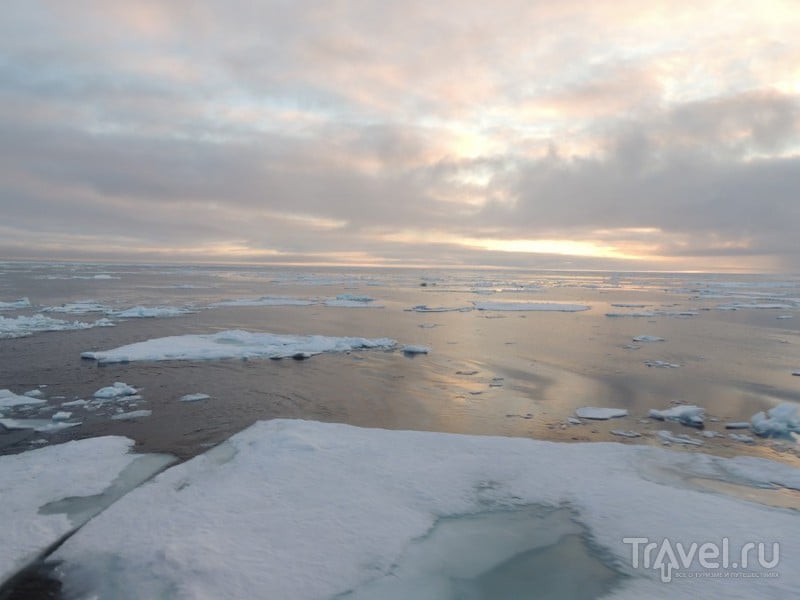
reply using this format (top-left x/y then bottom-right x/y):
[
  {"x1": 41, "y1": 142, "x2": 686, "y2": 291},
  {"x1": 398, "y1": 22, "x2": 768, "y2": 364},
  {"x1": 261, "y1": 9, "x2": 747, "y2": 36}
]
[
  {"x1": 0, "y1": 437, "x2": 174, "y2": 588},
  {"x1": 0, "y1": 314, "x2": 114, "y2": 339},
  {"x1": 51, "y1": 420, "x2": 799, "y2": 599},
  {"x1": 474, "y1": 301, "x2": 590, "y2": 312},
  {"x1": 81, "y1": 330, "x2": 397, "y2": 364}
]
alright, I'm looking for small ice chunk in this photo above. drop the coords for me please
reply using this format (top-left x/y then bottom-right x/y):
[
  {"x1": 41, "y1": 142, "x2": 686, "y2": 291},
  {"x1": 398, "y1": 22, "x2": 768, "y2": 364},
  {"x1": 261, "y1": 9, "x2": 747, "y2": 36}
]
[
  {"x1": 23, "y1": 390, "x2": 45, "y2": 398},
  {"x1": 61, "y1": 399, "x2": 87, "y2": 408},
  {"x1": 52, "y1": 411, "x2": 72, "y2": 421},
  {"x1": 648, "y1": 405, "x2": 705, "y2": 428},
  {"x1": 645, "y1": 360, "x2": 680, "y2": 368},
  {"x1": 702, "y1": 431, "x2": 719, "y2": 438},
  {"x1": 610, "y1": 430, "x2": 641, "y2": 438},
  {"x1": 212, "y1": 296, "x2": 316, "y2": 307},
  {"x1": 111, "y1": 410, "x2": 152, "y2": 421},
  {"x1": 729, "y1": 433, "x2": 755, "y2": 443},
  {"x1": 725, "y1": 422, "x2": 751, "y2": 430},
  {"x1": 402, "y1": 345, "x2": 430, "y2": 355},
  {"x1": 0, "y1": 314, "x2": 114, "y2": 339},
  {"x1": 777, "y1": 315, "x2": 793, "y2": 320},
  {"x1": 657, "y1": 430, "x2": 704, "y2": 446},
  {"x1": 324, "y1": 295, "x2": 384, "y2": 308},
  {"x1": 567, "y1": 417, "x2": 582, "y2": 425},
  {"x1": 632, "y1": 335, "x2": 665, "y2": 342},
  {"x1": 94, "y1": 382, "x2": 138, "y2": 399},
  {"x1": 180, "y1": 393, "x2": 210, "y2": 403},
  {"x1": 750, "y1": 403, "x2": 800, "y2": 438},
  {"x1": 575, "y1": 407, "x2": 628, "y2": 420}
]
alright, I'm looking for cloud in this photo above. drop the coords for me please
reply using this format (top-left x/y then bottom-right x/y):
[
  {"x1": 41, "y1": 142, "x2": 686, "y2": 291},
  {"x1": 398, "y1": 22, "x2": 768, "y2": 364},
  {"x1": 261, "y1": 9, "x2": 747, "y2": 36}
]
[{"x1": 0, "y1": 0, "x2": 799, "y2": 271}]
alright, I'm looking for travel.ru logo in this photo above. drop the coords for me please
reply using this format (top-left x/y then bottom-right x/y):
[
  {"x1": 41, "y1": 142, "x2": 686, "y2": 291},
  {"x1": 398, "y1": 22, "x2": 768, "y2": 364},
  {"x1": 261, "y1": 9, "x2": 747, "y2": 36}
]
[{"x1": 622, "y1": 537, "x2": 780, "y2": 583}]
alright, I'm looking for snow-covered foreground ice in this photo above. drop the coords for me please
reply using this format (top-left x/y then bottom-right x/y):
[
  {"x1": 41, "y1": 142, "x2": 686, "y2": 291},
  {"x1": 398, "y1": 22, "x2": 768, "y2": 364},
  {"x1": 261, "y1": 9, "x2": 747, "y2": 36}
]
[
  {"x1": 81, "y1": 330, "x2": 397, "y2": 363},
  {"x1": 0, "y1": 437, "x2": 174, "y2": 588},
  {"x1": 51, "y1": 420, "x2": 800, "y2": 600},
  {"x1": 0, "y1": 314, "x2": 113, "y2": 339}
]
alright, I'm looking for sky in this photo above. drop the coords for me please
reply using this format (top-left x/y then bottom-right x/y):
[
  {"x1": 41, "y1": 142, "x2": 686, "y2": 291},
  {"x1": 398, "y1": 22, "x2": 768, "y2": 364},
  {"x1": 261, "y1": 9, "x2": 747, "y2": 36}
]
[{"x1": 1, "y1": 1, "x2": 799, "y2": 272}]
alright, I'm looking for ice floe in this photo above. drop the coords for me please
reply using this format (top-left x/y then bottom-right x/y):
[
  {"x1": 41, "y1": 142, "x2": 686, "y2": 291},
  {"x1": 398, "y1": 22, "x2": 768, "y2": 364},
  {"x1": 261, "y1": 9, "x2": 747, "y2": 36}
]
[
  {"x1": 0, "y1": 314, "x2": 114, "y2": 339},
  {"x1": 42, "y1": 301, "x2": 110, "y2": 315},
  {"x1": 645, "y1": 360, "x2": 680, "y2": 368},
  {"x1": 81, "y1": 330, "x2": 397, "y2": 364},
  {"x1": 728, "y1": 433, "x2": 755, "y2": 443},
  {"x1": 606, "y1": 310, "x2": 698, "y2": 318},
  {"x1": 402, "y1": 345, "x2": 430, "y2": 355},
  {"x1": 405, "y1": 304, "x2": 472, "y2": 313},
  {"x1": 0, "y1": 436, "x2": 173, "y2": 587},
  {"x1": 94, "y1": 382, "x2": 138, "y2": 400},
  {"x1": 0, "y1": 418, "x2": 82, "y2": 433},
  {"x1": 0, "y1": 298, "x2": 31, "y2": 310},
  {"x1": 111, "y1": 410, "x2": 152, "y2": 421},
  {"x1": 610, "y1": 430, "x2": 642, "y2": 438},
  {"x1": 180, "y1": 393, "x2": 210, "y2": 402},
  {"x1": 575, "y1": 407, "x2": 628, "y2": 420},
  {"x1": 324, "y1": 294, "x2": 384, "y2": 308},
  {"x1": 657, "y1": 430, "x2": 704, "y2": 446},
  {"x1": 51, "y1": 420, "x2": 800, "y2": 599},
  {"x1": 113, "y1": 306, "x2": 195, "y2": 318},
  {"x1": 648, "y1": 405, "x2": 705, "y2": 428},
  {"x1": 750, "y1": 403, "x2": 800, "y2": 438},
  {"x1": 474, "y1": 301, "x2": 590, "y2": 312},
  {"x1": 632, "y1": 335, "x2": 665, "y2": 342},
  {"x1": 0, "y1": 389, "x2": 47, "y2": 409},
  {"x1": 212, "y1": 296, "x2": 317, "y2": 307}
]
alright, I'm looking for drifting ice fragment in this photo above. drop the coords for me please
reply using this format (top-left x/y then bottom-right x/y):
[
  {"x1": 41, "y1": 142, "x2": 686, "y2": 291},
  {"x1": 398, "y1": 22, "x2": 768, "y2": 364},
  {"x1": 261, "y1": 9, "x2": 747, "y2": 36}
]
[
  {"x1": 575, "y1": 407, "x2": 628, "y2": 420},
  {"x1": 648, "y1": 405, "x2": 705, "y2": 428}
]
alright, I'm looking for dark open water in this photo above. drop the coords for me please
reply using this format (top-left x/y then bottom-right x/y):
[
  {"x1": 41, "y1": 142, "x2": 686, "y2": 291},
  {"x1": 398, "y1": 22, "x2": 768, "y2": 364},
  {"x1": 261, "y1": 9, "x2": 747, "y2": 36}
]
[{"x1": 1, "y1": 261, "x2": 799, "y2": 466}]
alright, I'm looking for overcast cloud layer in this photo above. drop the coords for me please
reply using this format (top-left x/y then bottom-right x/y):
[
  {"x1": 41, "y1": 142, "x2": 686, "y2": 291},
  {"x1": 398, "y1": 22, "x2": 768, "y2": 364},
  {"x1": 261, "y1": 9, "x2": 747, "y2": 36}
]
[{"x1": 2, "y1": 1, "x2": 799, "y2": 271}]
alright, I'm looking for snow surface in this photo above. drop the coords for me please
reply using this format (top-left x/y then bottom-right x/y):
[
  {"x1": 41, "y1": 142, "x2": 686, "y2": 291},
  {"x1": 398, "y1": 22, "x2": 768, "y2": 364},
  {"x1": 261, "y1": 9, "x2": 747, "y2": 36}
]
[
  {"x1": 52, "y1": 420, "x2": 800, "y2": 600},
  {"x1": 0, "y1": 389, "x2": 46, "y2": 409},
  {"x1": 0, "y1": 314, "x2": 114, "y2": 339},
  {"x1": 81, "y1": 330, "x2": 397, "y2": 363},
  {"x1": 0, "y1": 298, "x2": 31, "y2": 310},
  {"x1": 474, "y1": 301, "x2": 589, "y2": 312},
  {"x1": 0, "y1": 436, "x2": 173, "y2": 587},
  {"x1": 648, "y1": 405, "x2": 705, "y2": 428},
  {"x1": 575, "y1": 407, "x2": 628, "y2": 420}
]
